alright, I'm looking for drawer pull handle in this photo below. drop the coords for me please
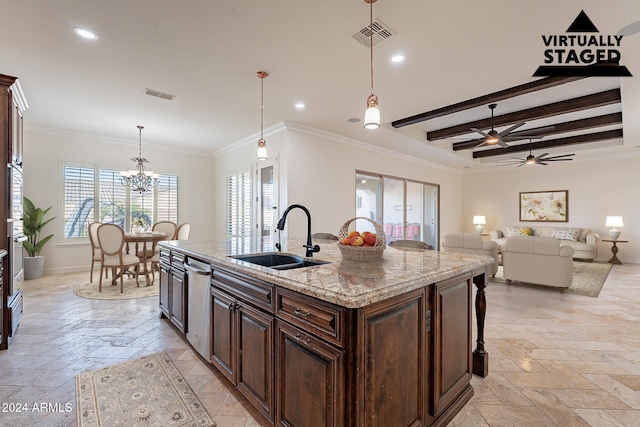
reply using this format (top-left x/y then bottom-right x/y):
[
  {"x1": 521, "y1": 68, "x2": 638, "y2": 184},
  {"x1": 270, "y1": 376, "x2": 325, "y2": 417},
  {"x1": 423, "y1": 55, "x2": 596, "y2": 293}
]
[
  {"x1": 294, "y1": 334, "x2": 311, "y2": 345},
  {"x1": 294, "y1": 308, "x2": 312, "y2": 317}
]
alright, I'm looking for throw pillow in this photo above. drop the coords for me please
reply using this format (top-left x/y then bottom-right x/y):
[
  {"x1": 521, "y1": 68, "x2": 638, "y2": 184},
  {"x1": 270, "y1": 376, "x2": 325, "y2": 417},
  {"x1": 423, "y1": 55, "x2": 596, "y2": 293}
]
[
  {"x1": 502, "y1": 226, "x2": 521, "y2": 237},
  {"x1": 550, "y1": 227, "x2": 582, "y2": 241}
]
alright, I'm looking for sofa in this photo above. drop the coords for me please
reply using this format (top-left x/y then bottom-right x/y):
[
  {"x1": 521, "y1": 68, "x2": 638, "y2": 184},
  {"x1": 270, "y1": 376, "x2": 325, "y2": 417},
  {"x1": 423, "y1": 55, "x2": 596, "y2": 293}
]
[
  {"x1": 441, "y1": 233, "x2": 499, "y2": 276},
  {"x1": 502, "y1": 236, "x2": 574, "y2": 292},
  {"x1": 490, "y1": 226, "x2": 599, "y2": 261}
]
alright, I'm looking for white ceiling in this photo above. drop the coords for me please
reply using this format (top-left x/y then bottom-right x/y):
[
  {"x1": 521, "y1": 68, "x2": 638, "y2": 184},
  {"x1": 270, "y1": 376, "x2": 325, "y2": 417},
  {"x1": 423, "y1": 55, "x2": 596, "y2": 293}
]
[{"x1": 2, "y1": 0, "x2": 640, "y2": 170}]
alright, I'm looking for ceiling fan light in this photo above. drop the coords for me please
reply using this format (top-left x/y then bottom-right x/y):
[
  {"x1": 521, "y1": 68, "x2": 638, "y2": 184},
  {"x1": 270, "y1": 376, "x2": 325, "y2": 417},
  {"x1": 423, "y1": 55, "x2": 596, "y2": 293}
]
[{"x1": 364, "y1": 94, "x2": 380, "y2": 129}]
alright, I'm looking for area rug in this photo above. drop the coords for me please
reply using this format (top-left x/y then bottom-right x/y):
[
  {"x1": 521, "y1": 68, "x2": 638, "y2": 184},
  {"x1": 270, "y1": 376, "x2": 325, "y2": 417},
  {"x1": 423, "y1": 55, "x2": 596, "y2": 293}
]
[
  {"x1": 73, "y1": 276, "x2": 159, "y2": 300},
  {"x1": 491, "y1": 261, "x2": 612, "y2": 297},
  {"x1": 76, "y1": 351, "x2": 215, "y2": 427}
]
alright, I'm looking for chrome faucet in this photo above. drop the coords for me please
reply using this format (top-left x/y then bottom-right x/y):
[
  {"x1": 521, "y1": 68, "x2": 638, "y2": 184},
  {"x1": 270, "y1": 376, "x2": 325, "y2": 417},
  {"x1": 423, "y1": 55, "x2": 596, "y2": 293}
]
[{"x1": 276, "y1": 204, "x2": 320, "y2": 257}]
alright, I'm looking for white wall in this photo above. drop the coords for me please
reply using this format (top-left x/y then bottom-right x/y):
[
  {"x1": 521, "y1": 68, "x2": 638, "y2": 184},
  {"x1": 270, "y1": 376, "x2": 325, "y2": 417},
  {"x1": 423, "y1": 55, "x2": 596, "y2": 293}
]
[
  {"x1": 270, "y1": 123, "x2": 463, "y2": 243},
  {"x1": 24, "y1": 128, "x2": 215, "y2": 274},
  {"x1": 461, "y1": 155, "x2": 640, "y2": 263}
]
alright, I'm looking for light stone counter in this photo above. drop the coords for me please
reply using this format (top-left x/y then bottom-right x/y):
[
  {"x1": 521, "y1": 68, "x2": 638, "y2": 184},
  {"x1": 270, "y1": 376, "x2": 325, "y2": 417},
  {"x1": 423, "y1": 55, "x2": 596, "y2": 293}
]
[{"x1": 160, "y1": 237, "x2": 493, "y2": 309}]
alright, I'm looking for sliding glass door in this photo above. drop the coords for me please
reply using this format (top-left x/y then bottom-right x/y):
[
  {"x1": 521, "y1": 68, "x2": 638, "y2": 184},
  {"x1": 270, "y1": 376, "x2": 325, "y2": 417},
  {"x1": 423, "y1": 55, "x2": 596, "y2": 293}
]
[{"x1": 356, "y1": 171, "x2": 439, "y2": 249}]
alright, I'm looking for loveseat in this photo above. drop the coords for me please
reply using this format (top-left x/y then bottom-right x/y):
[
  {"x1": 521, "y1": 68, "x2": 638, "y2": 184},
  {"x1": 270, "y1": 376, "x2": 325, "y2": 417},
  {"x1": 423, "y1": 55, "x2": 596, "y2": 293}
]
[
  {"x1": 502, "y1": 236, "x2": 574, "y2": 292},
  {"x1": 441, "y1": 233, "x2": 499, "y2": 276},
  {"x1": 490, "y1": 226, "x2": 599, "y2": 261}
]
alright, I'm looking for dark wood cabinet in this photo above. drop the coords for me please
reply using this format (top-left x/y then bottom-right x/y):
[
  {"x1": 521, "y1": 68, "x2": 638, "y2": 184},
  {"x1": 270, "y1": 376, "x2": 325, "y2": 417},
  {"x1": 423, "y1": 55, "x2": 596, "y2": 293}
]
[
  {"x1": 168, "y1": 246, "x2": 484, "y2": 426},
  {"x1": 357, "y1": 288, "x2": 428, "y2": 427},
  {"x1": 211, "y1": 280, "x2": 275, "y2": 422},
  {"x1": 1, "y1": 73, "x2": 27, "y2": 350},
  {"x1": 158, "y1": 248, "x2": 186, "y2": 333},
  {"x1": 275, "y1": 319, "x2": 344, "y2": 427}
]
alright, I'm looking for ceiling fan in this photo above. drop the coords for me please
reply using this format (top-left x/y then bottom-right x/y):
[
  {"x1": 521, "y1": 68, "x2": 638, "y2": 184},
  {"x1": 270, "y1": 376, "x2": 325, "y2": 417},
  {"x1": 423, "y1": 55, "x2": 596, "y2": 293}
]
[
  {"x1": 471, "y1": 103, "x2": 531, "y2": 149},
  {"x1": 618, "y1": 20, "x2": 640, "y2": 36},
  {"x1": 495, "y1": 141, "x2": 574, "y2": 167}
]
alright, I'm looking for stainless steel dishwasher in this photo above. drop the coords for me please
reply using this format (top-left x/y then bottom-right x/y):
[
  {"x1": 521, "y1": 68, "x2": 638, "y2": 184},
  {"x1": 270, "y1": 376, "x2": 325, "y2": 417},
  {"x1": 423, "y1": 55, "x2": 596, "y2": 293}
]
[{"x1": 184, "y1": 258, "x2": 212, "y2": 360}]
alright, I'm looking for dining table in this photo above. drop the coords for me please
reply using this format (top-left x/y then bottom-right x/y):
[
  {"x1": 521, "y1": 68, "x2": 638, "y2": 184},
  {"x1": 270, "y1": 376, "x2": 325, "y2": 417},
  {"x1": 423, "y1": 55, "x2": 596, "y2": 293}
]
[{"x1": 124, "y1": 231, "x2": 170, "y2": 286}]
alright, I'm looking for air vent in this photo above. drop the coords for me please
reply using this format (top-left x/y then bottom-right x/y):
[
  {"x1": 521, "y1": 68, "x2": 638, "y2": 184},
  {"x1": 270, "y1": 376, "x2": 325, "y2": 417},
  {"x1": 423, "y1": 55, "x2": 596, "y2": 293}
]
[
  {"x1": 144, "y1": 88, "x2": 176, "y2": 101},
  {"x1": 352, "y1": 19, "x2": 395, "y2": 47}
]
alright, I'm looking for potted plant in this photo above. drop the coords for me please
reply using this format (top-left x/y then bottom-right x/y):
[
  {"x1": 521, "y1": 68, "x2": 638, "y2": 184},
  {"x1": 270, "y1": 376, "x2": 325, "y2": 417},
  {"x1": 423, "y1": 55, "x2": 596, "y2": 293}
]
[
  {"x1": 23, "y1": 196, "x2": 56, "y2": 280},
  {"x1": 132, "y1": 218, "x2": 146, "y2": 234}
]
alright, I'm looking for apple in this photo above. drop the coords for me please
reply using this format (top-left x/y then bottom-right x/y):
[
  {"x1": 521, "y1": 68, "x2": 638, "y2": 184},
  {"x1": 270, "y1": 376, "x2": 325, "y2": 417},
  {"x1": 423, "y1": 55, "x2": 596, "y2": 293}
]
[
  {"x1": 351, "y1": 236, "x2": 365, "y2": 246},
  {"x1": 363, "y1": 233, "x2": 376, "y2": 246},
  {"x1": 348, "y1": 230, "x2": 360, "y2": 238}
]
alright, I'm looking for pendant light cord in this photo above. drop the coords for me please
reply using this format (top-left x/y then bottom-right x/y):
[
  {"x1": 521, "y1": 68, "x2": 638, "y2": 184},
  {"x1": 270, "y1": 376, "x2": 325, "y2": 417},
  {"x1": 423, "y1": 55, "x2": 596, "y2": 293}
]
[
  {"x1": 138, "y1": 125, "x2": 143, "y2": 158},
  {"x1": 260, "y1": 76, "x2": 264, "y2": 140},
  {"x1": 369, "y1": 0, "x2": 374, "y2": 94}
]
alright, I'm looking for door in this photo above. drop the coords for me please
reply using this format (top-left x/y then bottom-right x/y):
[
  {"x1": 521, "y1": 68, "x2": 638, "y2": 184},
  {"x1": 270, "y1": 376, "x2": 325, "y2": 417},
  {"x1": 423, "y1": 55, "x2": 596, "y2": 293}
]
[{"x1": 256, "y1": 157, "x2": 279, "y2": 252}]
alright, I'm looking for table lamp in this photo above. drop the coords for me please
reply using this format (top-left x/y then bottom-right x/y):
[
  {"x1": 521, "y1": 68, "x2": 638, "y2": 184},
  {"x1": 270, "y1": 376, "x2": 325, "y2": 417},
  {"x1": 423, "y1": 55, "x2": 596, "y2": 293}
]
[
  {"x1": 473, "y1": 216, "x2": 486, "y2": 234},
  {"x1": 605, "y1": 216, "x2": 623, "y2": 240}
]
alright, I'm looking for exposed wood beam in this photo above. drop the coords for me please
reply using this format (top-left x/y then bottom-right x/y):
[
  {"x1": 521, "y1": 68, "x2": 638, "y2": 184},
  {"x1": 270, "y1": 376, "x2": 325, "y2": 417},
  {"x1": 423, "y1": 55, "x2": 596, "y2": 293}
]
[
  {"x1": 472, "y1": 129, "x2": 623, "y2": 159},
  {"x1": 427, "y1": 88, "x2": 621, "y2": 141},
  {"x1": 391, "y1": 76, "x2": 586, "y2": 128},
  {"x1": 451, "y1": 112, "x2": 623, "y2": 151}
]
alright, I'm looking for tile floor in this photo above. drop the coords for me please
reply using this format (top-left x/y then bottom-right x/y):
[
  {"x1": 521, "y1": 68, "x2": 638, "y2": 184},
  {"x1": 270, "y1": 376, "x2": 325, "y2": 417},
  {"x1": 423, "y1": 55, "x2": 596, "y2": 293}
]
[{"x1": 0, "y1": 263, "x2": 639, "y2": 426}]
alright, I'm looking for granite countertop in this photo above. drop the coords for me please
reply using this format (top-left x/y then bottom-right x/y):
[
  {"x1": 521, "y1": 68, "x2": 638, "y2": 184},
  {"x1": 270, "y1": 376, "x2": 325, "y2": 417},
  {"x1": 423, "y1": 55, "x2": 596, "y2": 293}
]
[{"x1": 159, "y1": 238, "x2": 492, "y2": 308}]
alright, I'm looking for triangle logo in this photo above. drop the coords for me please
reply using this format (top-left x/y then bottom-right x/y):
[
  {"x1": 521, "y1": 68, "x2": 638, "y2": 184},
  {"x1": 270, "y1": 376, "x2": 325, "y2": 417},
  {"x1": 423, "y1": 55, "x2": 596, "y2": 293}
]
[{"x1": 566, "y1": 10, "x2": 599, "y2": 33}]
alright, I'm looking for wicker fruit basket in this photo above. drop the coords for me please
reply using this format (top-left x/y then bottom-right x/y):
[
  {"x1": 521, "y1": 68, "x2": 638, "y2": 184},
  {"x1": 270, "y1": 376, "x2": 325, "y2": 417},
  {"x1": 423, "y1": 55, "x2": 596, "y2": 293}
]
[{"x1": 337, "y1": 217, "x2": 386, "y2": 262}]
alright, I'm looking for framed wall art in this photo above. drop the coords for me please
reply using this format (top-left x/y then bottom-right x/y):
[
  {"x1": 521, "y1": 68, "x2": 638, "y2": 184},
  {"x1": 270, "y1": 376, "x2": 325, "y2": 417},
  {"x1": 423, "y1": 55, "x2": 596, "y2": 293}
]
[{"x1": 519, "y1": 190, "x2": 568, "y2": 222}]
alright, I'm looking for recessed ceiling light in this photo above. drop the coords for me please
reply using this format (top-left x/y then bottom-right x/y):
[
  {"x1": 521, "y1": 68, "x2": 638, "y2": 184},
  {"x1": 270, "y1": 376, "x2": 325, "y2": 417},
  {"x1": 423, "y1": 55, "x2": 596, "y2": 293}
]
[
  {"x1": 391, "y1": 54, "x2": 405, "y2": 63},
  {"x1": 295, "y1": 102, "x2": 305, "y2": 109},
  {"x1": 348, "y1": 117, "x2": 361, "y2": 123},
  {"x1": 74, "y1": 27, "x2": 98, "y2": 40}
]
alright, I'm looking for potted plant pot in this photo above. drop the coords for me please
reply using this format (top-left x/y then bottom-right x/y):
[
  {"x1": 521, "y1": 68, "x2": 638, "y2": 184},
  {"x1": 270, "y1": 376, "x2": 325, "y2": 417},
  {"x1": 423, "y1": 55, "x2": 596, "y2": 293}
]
[{"x1": 24, "y1": 256, "x2": 45, "y2": 280}]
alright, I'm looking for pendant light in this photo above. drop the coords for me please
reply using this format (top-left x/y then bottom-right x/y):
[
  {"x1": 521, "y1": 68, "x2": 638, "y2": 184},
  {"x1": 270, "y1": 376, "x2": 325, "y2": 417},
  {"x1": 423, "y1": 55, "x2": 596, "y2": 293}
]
[
  {"x1": 364, "y1": 0, "x2": 380, "y2": 130},
  {"x1": 120, "y1": 125, "x2": 159, "y2": 193},
  {"x1": 256, "y1": 71, "x2": 269, "y2": 160}
]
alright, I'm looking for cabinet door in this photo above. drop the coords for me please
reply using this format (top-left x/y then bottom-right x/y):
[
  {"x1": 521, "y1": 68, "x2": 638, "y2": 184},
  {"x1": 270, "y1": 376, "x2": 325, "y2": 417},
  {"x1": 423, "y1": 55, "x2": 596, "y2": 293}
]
[
  {"x1": 276, "y1": 320, "x2": 344, "y2": 427},
  {"x1": 211, "y1": 288, "x2": 236, "y2": 381},
  {"x1": 357, "y1": 288, "x2": 426, "y2": 427},
  {"x1": 237, "y1": 303, "x2": 275, "y2": 422},
  {"x1": 432, "y1": 276, "x2": 472, "y2": 416},
  {"x1": 159, "y1": 264, "x2": 171, "y2": 319},
  {"x1": 171, "y1": 271, "x2": 185, "y2": 332}
]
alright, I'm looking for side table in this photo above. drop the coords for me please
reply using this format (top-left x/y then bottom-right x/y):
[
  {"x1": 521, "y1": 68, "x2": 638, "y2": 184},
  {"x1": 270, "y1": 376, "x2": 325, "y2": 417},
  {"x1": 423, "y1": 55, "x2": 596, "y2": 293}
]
[{"x1": 601, "y1": 239, "x2": 628, "y2": 265}]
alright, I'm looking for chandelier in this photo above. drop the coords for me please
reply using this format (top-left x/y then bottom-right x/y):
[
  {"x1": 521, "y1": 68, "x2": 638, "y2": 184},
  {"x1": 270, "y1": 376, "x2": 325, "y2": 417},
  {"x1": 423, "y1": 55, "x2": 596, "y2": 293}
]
[{"x1": 120, "y1": 125, "x2": 159, "y2": 193}]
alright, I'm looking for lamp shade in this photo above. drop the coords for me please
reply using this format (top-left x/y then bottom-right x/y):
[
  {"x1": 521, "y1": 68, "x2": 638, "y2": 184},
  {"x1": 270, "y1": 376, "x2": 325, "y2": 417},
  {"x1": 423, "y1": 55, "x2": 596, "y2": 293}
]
[
  {"x1": 605, "y1": 216, "x2": 623, "y2": 228},
  {"x1": 473, "y1": 216, "x2": 486, "y2": 225}
]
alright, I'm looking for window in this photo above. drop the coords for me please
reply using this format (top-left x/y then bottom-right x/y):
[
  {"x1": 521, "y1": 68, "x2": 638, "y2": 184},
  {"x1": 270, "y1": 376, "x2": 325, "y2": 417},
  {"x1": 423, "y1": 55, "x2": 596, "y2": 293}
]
[
  {"x1": 61, "y1": 164, "x2": 179, "y2": 241},
  {"x1": 356, "y1": 171, "x2": 440, "y2": 249},
  {"x1": 226, "y1": 170, "x2": 252, "y2": 253}
]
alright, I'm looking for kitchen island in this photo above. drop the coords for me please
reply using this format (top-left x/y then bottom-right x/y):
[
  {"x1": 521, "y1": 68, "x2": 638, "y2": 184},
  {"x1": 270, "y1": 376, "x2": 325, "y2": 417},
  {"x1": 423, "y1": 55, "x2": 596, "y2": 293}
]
[{"x1": 158, "y1": 238, "x2": 492, "y2": 427}]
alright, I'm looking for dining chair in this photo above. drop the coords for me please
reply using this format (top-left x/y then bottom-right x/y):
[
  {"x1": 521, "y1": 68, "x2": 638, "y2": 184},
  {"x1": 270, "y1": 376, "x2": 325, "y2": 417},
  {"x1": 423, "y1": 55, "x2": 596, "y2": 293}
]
[
  {"x1": 388, "y1": 239, "x2": 433, "y2": 251},
  {"x1": 97, "y1": 223, "x2": 140, "y2": 293},
  {"x1": 88, "y1": 222, "x2": 104, "y2": 283},
  {"x1": 176, "y1": 223, "x2": 191, "y2": 240}
]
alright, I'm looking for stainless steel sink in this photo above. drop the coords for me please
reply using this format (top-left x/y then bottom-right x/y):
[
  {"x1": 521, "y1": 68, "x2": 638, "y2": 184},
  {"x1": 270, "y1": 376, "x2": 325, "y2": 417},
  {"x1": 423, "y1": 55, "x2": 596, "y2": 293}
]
[{"x1": 230, "y1": 253, "x2": 329, "y2": 270}]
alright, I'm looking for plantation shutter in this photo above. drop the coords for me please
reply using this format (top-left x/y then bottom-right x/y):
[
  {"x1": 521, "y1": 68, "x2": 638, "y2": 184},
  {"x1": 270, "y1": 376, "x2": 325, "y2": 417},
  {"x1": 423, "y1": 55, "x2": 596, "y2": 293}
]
[
  {"x1": 99, "y1": 169, "x2": 128, "y2": 229},
  {"x1": 156, "y1": 174, "x2": 179, "y2": 223},
  {"x1": 62, "y1": 166, "x2": 95, "y2": 239},
  {"x1": 226, "y1": 171, "x2": 252, "y2": 252}
]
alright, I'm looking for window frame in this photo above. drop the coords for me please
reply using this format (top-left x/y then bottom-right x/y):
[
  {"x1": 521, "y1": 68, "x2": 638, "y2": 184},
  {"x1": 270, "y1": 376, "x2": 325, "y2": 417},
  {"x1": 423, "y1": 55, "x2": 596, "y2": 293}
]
[{"x1": 58, "y1": 162, "x2": 180, "y2": 246}]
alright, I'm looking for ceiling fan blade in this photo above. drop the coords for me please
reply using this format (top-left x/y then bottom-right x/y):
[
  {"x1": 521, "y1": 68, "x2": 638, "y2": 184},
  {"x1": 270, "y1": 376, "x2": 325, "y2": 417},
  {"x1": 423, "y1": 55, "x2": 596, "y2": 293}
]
[
  {"x1": 498, "y1": 122, "x2": 525, "y2": 137},
  {"x1": 618, "y1": 20, "x2": 640, "y2": 36},
  {"x1": 497, "y1": 140, "x2": 510, "y2": 149},
  {"x1": 535, "y1": 153, "x2": 550, "y2": 160},
  {"x1": 538, "y1": 162, "x2": 549, "y2": 166},
  {"x1": 470, "y1": 128, "x2": 491, "y2": 138},
  {"x1": 543, "y1": 154, "x2": 575, "y2": 160},
  {"x1": 545, "y1": 158, "x2": 573, "y2": 162}
]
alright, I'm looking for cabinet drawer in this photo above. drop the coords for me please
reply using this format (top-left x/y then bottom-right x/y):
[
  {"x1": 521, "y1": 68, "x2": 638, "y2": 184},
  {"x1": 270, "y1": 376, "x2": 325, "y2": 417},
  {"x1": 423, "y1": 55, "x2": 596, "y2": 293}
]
[
  {"x1": 276, "y1": 289, "x2": 345, "y2": 348},
  {"x1": 159, "y1": 249, "x2": 171, "y2": 265},
  {"x1": 212, "y1": 267, "x2": 274, "y2": 313},
  {"x1": 171, "y1": 251, "x2": 185, "y2": 271}
]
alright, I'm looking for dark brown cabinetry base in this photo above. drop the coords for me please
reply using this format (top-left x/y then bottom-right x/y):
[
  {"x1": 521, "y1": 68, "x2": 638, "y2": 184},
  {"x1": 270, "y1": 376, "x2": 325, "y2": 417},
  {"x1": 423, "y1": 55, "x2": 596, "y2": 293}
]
[{"x1": 203, "y1": 259, "x2": 487, "y2": 427}]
